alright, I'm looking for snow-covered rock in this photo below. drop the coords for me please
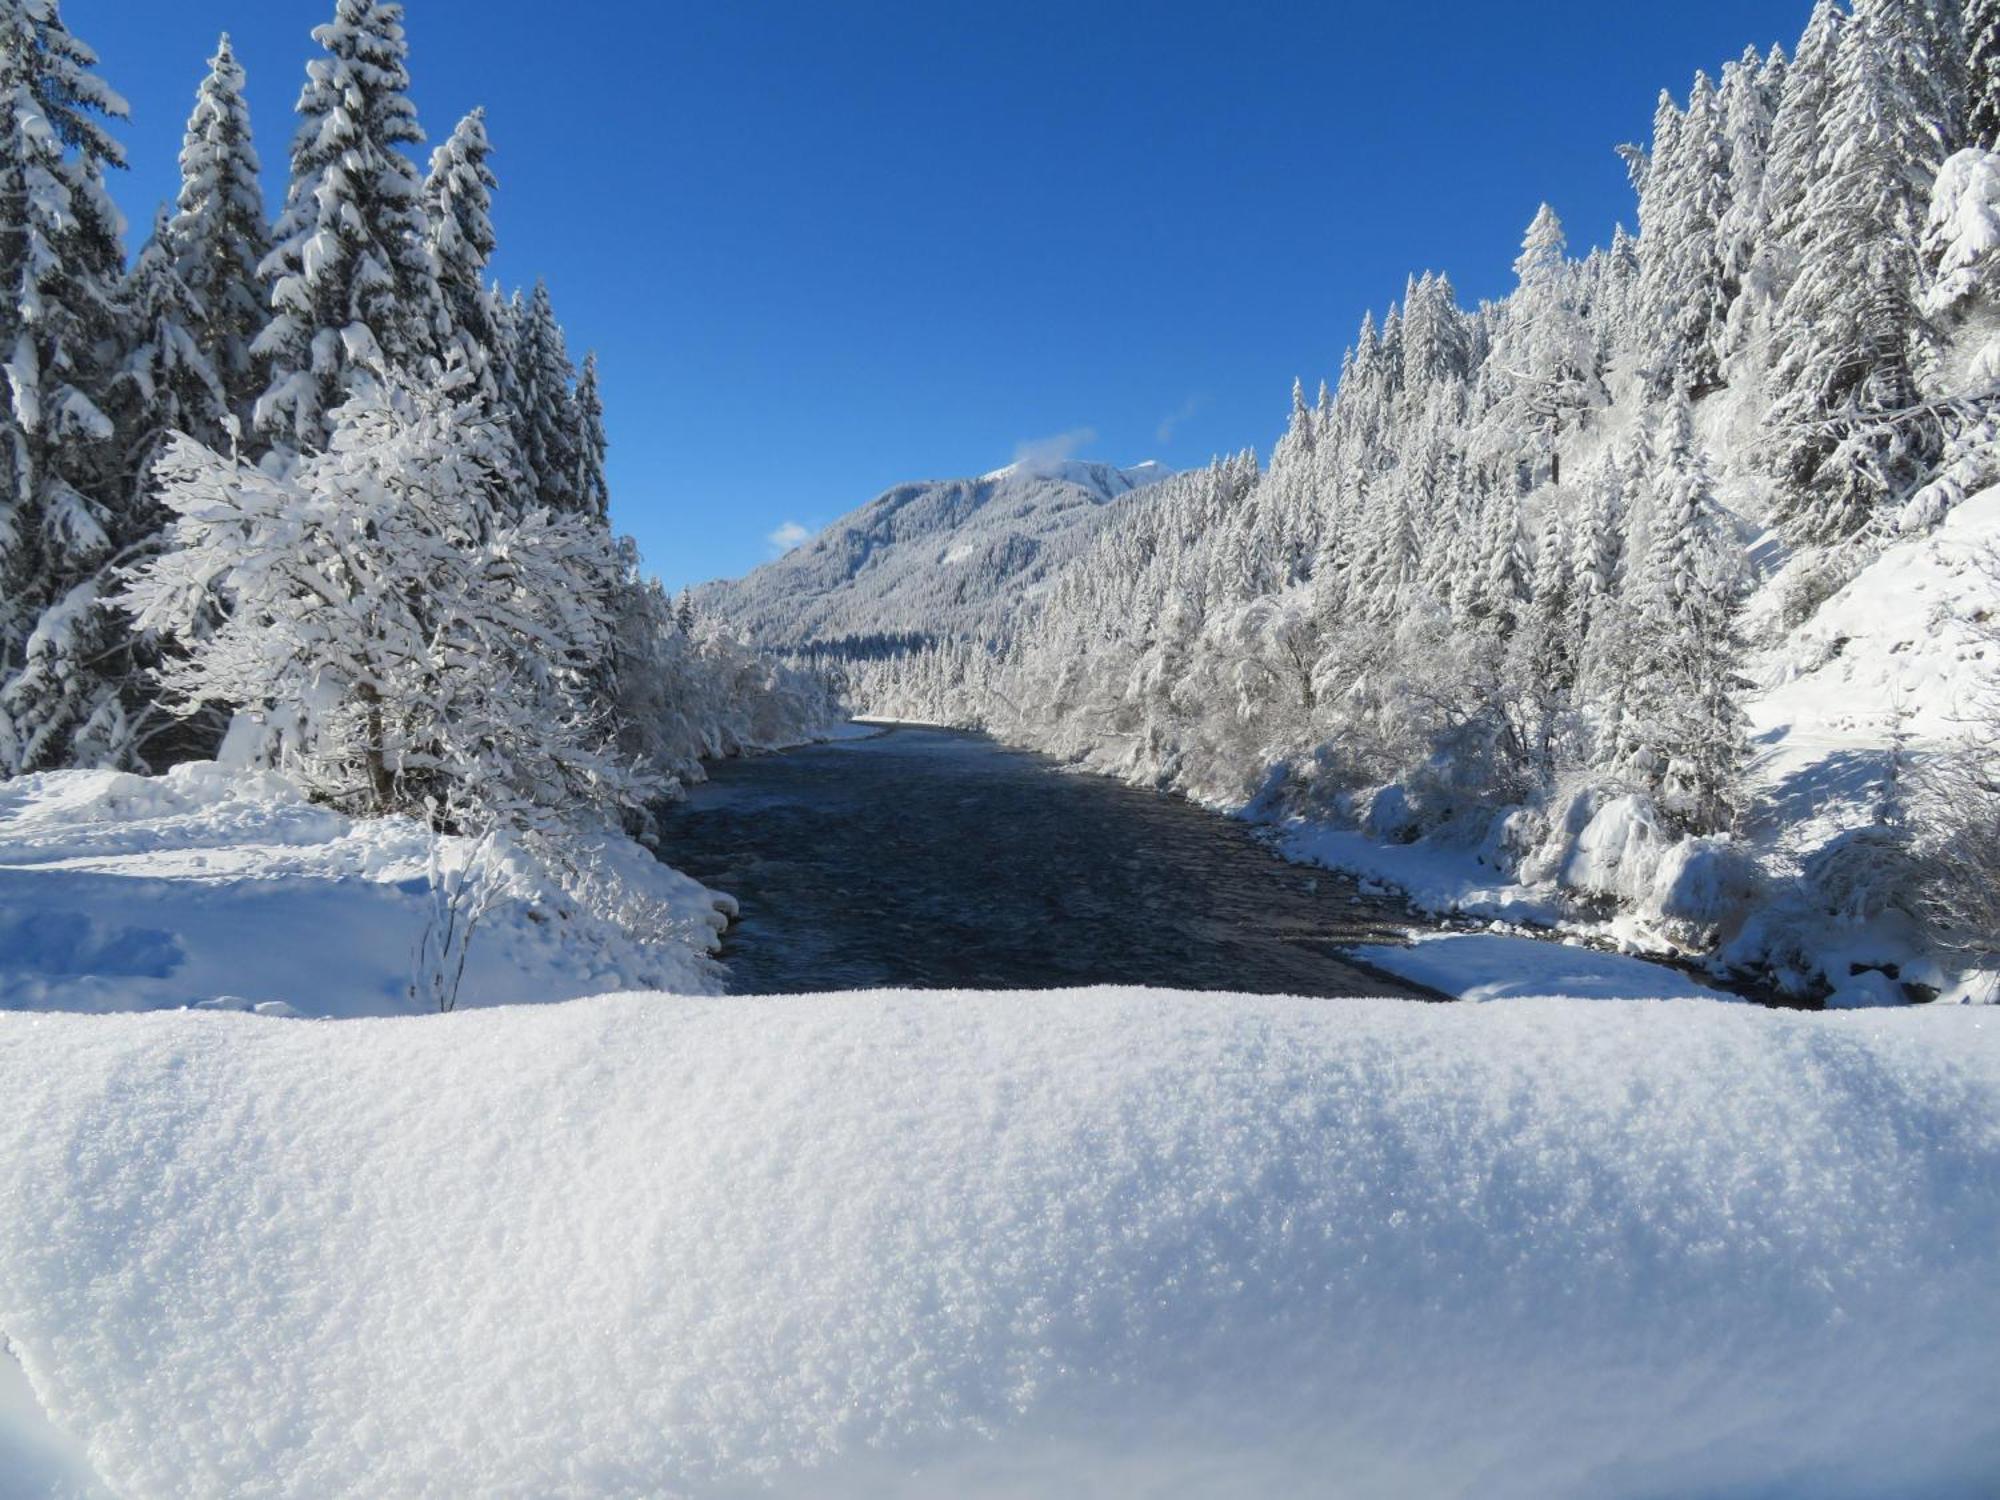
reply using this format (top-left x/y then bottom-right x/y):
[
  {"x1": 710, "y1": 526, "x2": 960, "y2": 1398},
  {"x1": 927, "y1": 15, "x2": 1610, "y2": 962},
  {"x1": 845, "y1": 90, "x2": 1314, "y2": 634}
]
[
  {"x1": 1560, "y1": 794, "x2": 1673, "y2": 906},
  {"x1": 0, "y1": 990, "x2": 1994, "y2": 1498},
  {"x1": 1646, "y1": 835, "x2": 1760, "y2": 948}
]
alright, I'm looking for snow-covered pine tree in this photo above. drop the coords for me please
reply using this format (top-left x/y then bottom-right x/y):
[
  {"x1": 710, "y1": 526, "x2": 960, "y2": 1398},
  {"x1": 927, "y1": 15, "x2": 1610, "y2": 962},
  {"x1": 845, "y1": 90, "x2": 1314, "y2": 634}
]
[
  {"x1": 168, "y1": 34, "x2": 269, "y2": 427},
  {"x1": 1974, "y1": 0, "x2": 2000, "y2": 148},
  {"x1": 1619, "y1": 392, "x2": 1747, "y2": 832},
  {"x1": 1399, "y1": 272, "x2": 1469, "y2": 391},
  {"x1": 1469, "y1": 478, "x2": 1529, "y2": 637},
  {"x1": 1637, "y1": 74, "x2": 1733, "y2": 397},
  {"x1": 0, "y1": 0, "x2": 134, "y2": 775},
  {"x1": 1883, "y1": 0, "x2": 1969, "y2": 158},
  {"x1": 254, "y1": 0, "x2": 441, "y2": 455},
  {"x1": 424, "y1": 107, "x2": 499, "y2": 390},
  {"x1": 572, "y1": 352, "x2": 610, "y2": 520},
  {"x1": 1568, "y1": 451, "x2": 1625, "y2": 648},
  {"x1": 76, "y1": 214, "x2": 239, "y2": 767},
  {"x1": 1716, "y1": 45, "x2": 1782, "y2": 352},
  {"x1": 1509, "y1": 494, "x2": 1580, "y2": 770},
  {"x1": 1494, "y1": 204, "x2": 1598, "y2": 482},
  {"x1": 1767, "y1": 0, "x2": 1946, "y2": 544},
  {"x1": 507, "y1": 280, "x2": 580, "y2": 513},
  {"x1": 118, "y1": 210, "x2": 232, "y2": 471}
]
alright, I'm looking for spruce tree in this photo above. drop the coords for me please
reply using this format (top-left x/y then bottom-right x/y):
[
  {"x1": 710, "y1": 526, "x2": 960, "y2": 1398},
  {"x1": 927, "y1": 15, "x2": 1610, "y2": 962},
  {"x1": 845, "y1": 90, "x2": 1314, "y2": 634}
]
[
  {"x1": 1767, "y1": 1, "x2": 1943, "y2": 543},
  {"x1": 1973, "y1": 0, "x2": 2000, "y2": 148},
  {"x1": 0, "y1": 0, "x2": 133, "y2": 774},
  {"x1": 1497, "y1": 205, "x2": 1597, "y2": 481},
  {"x1": 117, "y1": 211, "x2": 232, "y2": 483},
  {"x1": 168, "y1": 34, "x2": 269, "y2": 426},
  {"x1": 1716, "y1": 46, "x2": 1781, "y2": 346},
  {"x1": 1624, "y1": 395, "x2": 1747, "y2": 833},
  {"x1": 1764, "y1": 2, "x2": 1848, "y2": 263},
  {"x1": 1638, "y1": 75, "x2": 1733, "y2": 397},
  {"x1": 255, "y1": 0, "x2": 441, "y2": 454},
  {"x1": 424, "y1": 108, "x2": 500, "y2": 389},
  {"x1": 572, "y1": 352, "x2": 610, "y2": 521},
  {"x1": 509, "y1": 280, "x2": 580, "y2": 512}
]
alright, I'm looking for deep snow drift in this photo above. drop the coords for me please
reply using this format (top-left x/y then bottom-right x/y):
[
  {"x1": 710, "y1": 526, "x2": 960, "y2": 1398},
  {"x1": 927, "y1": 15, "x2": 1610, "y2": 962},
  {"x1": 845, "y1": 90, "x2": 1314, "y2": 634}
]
[
  {"x1": 0, "y1": 762, "x2": 731, "y2": 1016},
  {"x1": 1, "y1": 991, "x2": 1993, "y2": 1499}
]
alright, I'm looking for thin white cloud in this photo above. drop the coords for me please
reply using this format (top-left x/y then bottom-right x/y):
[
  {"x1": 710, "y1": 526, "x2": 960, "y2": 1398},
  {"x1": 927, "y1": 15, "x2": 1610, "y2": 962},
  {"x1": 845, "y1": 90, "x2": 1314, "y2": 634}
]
[
  {"x1": 1012, "y1": 426, "x2": 1097, "y2": 476},
  {"x1": 1156, "y1": 395, "x2": 1204, "y2": 446},
  {"x1": 767, "y1": 520, "x2": 811, "y2": 554}
]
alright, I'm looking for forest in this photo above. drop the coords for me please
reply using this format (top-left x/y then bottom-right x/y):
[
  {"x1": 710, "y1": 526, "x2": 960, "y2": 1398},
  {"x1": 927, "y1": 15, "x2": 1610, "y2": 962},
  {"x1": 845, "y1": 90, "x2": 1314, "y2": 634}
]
[
  {"x1": 837, "y1": 0, "x2": 2000, "y2": 998},
  {"x1": 0, "y1": 0, "x2": 832, "y2": 841}
]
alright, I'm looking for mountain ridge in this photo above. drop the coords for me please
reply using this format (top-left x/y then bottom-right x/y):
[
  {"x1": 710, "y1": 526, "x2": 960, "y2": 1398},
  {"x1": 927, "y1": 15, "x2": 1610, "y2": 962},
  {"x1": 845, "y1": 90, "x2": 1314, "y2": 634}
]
[{"x1": 696, "y1": 459, "x2": 1173, "y2": 648}]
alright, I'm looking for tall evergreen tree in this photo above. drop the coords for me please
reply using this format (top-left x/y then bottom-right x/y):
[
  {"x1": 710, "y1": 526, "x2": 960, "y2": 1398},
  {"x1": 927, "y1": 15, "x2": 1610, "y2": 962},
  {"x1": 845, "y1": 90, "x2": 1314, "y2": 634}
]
[
  {"x1": 572, "y1": 351, "x2": 610, "y2": 521},
  {"x1": 1621, "y1": 393, "x2": 1747, "y2": 832},
  {"x1": 509, "y1": 279, "x2": 580, "y2": 513},
  {"x1": 168, "y1": 34, "x2": 269, "y2": 426},
  {"x1": 1496, "y1": 205, "x2": 1598, "y2": 481},
  {"x1": 1767, "y1": 1, "x2": 1944, "y2": 543},
  {"x1": 117, "y1": 210, "x2": 231, "y2": 483},
  {"x1": 254, "y1": 0, "x2": 440, "y2": 454},
  {"x1": 1973, "y1": 0, "x2": 2000, "y2": 148},
  {"x1": 1716, "y1": 45, "x2": 1782, "y2": 349},
  {"x1": 1638, "y1": 74, "x2": 1733, "y2": 396},
  {"x1": 0, "y1": 0, "x2": 132, "y2": 774},
  {"x1": 424, "y1": 107, "x2": 499, "y2": 389}
]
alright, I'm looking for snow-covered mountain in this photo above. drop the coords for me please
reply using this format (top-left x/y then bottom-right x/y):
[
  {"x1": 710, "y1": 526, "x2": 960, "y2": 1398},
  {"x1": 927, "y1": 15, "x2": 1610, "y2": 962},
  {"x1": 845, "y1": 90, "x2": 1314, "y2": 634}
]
[{"x1": 696, "y1": 460, "x2": 1171, "y2": 648}]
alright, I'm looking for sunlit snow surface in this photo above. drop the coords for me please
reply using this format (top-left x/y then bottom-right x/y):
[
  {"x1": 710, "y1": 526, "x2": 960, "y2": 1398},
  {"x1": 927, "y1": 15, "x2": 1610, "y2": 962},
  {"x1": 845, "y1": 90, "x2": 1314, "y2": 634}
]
[
  {"x1": 1347, "y1": 932, "x2": 1734, "y2": 1001},
  {"x1": 1, "y1": 991, "x2": 1993, "y2": 1498},
  {"x1": 0, "y1": 763, "x2": 731, "y2": 1016}
]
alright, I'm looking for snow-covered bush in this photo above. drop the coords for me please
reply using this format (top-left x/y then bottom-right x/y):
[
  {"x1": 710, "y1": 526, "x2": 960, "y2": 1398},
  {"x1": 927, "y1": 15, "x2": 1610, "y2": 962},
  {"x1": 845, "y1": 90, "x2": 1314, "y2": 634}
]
[
  {"x1": 1910, "y1": 745, "x2": 2000, "y2": 961},
  {"x1": 121, "y1": 373, "x2": 653, "y2": 833},
  {"x1": 1799, "y1": 824, "x2": 1922, "y2": 929}
]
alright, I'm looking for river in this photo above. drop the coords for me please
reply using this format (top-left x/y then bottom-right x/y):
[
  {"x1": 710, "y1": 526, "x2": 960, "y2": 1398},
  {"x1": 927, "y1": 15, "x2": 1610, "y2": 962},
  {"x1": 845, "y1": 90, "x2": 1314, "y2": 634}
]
[{"x1": 655, "y1": 725, "x2": 1442, "y2": 998}]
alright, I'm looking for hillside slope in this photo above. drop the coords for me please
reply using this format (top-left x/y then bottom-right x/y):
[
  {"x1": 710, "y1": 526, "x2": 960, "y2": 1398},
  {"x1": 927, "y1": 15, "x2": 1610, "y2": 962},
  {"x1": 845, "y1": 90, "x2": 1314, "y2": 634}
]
[{"x1": 697, "y1": 459, "x2": 1169, "y2": 648}]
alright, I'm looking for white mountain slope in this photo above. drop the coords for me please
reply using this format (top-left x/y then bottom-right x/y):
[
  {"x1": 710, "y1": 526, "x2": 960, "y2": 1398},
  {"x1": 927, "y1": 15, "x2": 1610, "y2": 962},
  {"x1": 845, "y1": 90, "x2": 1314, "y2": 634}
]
[{"x1": 698, "y1": 459, "x2": 1171, "y2": 648}]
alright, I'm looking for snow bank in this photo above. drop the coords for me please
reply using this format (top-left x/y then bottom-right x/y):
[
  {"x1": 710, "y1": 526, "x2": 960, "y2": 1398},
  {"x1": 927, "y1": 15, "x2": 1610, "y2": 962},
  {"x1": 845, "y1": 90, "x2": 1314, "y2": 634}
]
[
  {"x1": 1348, "y1": 932, "x2": 1737, "y2": 1002},
  {"x1": 2, "y1": 991, "x2": 1994, "y2": 1499},
  {"x1": 0, "y1": 763, "x2": 730, "y2": 1017},
  {"x1": 1272, "y1": 822, "x2": 1563, "y2": 926}
]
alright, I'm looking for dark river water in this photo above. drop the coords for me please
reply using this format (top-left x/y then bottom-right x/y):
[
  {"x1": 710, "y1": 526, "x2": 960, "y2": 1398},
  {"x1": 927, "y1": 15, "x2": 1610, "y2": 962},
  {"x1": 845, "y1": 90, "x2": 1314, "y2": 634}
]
[{"x1": 655, "y1": 725, "x2": 1441, "y2": 998}]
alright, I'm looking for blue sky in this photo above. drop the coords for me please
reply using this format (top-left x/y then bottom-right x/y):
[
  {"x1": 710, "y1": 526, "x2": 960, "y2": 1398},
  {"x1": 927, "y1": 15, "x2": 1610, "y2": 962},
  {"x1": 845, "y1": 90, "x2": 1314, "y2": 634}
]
[{"x1": 89, "y1": 0, "x2": 1811, "y2": 592}]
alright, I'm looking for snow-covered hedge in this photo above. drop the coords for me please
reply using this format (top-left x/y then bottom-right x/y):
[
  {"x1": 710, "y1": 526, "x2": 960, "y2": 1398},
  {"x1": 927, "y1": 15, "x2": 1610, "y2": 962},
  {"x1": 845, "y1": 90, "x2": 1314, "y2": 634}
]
[{"x1": 2, "y1": 992, "x2": 1995, "y2": 1499}]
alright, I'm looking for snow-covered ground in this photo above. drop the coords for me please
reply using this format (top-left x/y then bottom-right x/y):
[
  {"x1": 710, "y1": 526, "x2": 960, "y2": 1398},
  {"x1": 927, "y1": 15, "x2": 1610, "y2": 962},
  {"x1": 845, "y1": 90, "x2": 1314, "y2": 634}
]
[
  {"x1": 0, "y1": 762, "x2": 732, "y2": 1017},
  {"x1": 1, "y1": 990, "x2": 1992, "y2": 1499},
  {"x1": 1348, "y1": 931, "x2": 1737, "y2": 1001}
]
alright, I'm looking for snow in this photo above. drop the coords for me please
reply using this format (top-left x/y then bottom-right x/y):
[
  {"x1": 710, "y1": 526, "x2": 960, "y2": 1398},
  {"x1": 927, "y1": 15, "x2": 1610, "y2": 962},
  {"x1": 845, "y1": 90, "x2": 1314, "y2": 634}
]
[
  {"x1": 0, "y1": 990, "x2": 1993, "y2": 1499},
  {"x1": 0, "y1": 762, "x2": 730, "y2": 1017},
  {"x1": 1347, "y1": 932, "x2": 1738, "y2": 1002},
  {"x1": 1753, "y1": 484, "x2": 2000, "y2": 747},
  {"x1": 1272, "y1": 822, "x2": 1563, "y2": 926}
]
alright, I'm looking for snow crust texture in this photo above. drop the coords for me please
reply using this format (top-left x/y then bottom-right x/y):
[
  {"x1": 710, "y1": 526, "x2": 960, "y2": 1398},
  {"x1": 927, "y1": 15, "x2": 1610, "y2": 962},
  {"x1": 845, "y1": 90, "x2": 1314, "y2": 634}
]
[{"x1": 1, "y1": 991, "x2": 1994, "y2": 1498}]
